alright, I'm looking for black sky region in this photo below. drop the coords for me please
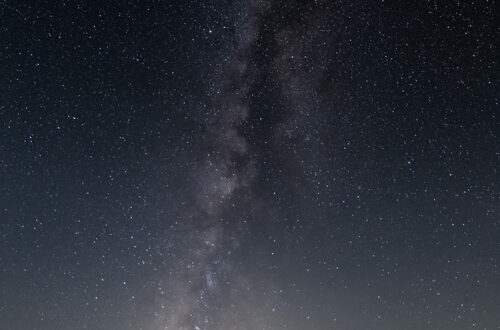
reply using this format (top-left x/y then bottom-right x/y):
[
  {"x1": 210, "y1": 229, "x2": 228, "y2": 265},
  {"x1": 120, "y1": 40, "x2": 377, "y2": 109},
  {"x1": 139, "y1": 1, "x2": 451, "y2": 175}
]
[{"x1": 0, "y1": 1, "x2": 499, "y2": 329}]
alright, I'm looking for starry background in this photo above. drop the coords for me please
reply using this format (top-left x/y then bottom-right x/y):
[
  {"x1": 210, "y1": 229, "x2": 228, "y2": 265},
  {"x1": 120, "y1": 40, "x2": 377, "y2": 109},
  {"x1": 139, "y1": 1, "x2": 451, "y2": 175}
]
[{"x1": 0, "y1": 1, "x2": 499, "y2": 329}]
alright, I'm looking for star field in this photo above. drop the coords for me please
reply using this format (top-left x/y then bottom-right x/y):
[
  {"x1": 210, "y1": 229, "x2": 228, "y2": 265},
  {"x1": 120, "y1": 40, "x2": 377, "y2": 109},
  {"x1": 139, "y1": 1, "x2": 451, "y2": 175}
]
[{"x1": 0, "y1": 1, "x2": 498, "y2": 329}]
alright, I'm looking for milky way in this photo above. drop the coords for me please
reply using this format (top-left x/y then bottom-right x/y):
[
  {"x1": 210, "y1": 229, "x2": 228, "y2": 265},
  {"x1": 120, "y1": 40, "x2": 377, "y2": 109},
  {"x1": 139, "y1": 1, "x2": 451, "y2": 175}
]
[
  {"x1": 0, "y1": 1, "x2": 498, "y2": 329},
  {"x1": 161, "y1": 1, "x2": 266, "y2": 328}
]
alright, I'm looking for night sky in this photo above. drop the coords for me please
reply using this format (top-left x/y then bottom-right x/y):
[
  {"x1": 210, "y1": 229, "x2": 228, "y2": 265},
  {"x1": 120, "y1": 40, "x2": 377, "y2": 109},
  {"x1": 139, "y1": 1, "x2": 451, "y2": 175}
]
[{"x1": 0, "y1": 1, "x2": 499, "y2": 329}]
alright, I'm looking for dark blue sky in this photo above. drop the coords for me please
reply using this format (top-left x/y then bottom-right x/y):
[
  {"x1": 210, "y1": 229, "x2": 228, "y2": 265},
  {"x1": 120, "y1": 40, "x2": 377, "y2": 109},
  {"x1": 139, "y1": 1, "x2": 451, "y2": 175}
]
[{"x1": 0, "y1": 1, "x2": 498, "y2": 329}]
